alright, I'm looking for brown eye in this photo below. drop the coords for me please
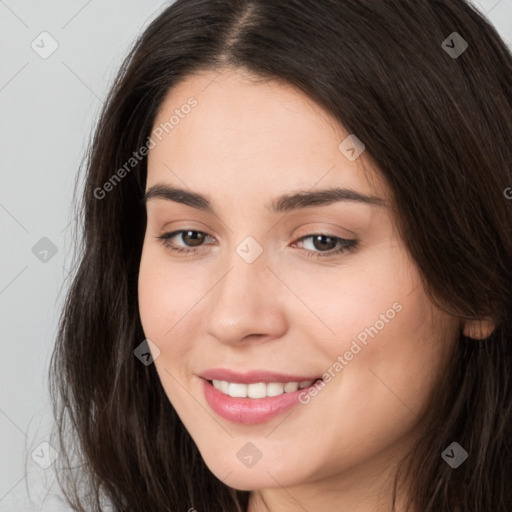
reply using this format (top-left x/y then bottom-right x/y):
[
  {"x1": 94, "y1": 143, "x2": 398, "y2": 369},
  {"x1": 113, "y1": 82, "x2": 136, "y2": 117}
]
[
  {"x1": 156, "y1": 230, "x2": 214, "y2": 254},
  {"x1": 310, "y1": 235, "x2": 338, "y2": 252},
  {"x1": 293, "y1": 234, "x2": 358, "y2": 259},
  {"x1": 179, "y1": 230, "x2": 206, "y2": 247}
]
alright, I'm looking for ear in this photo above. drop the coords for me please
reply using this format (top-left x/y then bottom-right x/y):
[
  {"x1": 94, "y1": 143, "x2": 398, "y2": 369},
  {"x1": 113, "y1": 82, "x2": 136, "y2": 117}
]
[{"x1": 462, "y1": 317, "x2": 495, "y2": 340}]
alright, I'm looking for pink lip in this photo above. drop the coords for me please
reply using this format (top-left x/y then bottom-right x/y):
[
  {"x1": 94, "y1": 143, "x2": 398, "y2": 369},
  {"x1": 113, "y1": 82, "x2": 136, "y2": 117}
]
[
  {"x1": 200, "y1": 378, "x2": 321, "y2": 424},
  {"x1": 198, "y1": 368, "x2": 321, "y2": 384}
]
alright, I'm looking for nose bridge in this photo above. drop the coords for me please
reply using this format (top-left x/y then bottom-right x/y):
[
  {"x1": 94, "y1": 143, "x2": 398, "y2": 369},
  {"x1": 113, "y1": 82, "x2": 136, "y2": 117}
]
[
  {"x1": 205, "y1": 236, "x2": 283, "y2": 344},
  {"x1": 220, "y1": 233, "x2": 269, "y2": 299}
]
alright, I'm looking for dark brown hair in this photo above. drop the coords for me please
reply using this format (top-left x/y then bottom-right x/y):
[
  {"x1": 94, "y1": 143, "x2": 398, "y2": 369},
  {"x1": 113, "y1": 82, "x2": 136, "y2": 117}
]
[{"x1": 48, "y1": 0, "x2": 512, "y2": 510}]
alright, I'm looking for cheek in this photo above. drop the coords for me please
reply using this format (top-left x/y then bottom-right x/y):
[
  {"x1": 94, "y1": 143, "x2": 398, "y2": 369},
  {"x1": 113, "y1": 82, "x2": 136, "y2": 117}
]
[
  {"x1": 137, "y1": 250, "x2": 194, "y2": 405},
  {"x1": 138, "y1": 245, "x2": 190, "y2": 340},
  {"x1": 328, "y1": 285, "x2": 454, "y2": 435},
  {"x1": 311, "y1": 244, "x2": 453, "y2": 415},
  {"x1": 138, "y1": 265, "x2": 168, "y2": 339},
  {"x1": 289, "y1": 242, "x2": 412, "y2": 356},
  {"x1": 137, "y1": 243, "x2": 210, "y2": 394}
]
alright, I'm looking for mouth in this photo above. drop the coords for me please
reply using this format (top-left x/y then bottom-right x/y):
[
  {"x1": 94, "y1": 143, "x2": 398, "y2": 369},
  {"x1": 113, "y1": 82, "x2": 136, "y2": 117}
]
[{"x1": 200, "y1": 376, "x2": 325, "y2": 425}]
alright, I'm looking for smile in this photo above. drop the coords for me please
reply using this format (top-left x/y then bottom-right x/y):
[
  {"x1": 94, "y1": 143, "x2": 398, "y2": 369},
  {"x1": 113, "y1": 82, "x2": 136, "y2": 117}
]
[
  {"x1": 201, "y1": 377, "x2": 324, "y2": 425},
  {"x1": 210, "y1": 379, "x2": 317, "y2": 398}
]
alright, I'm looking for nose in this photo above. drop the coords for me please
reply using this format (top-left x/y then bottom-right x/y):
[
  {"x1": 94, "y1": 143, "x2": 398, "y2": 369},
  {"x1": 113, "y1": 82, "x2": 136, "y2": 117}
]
[{"x1": 205, "y1": 246, "x2": 287, "y2": 346}]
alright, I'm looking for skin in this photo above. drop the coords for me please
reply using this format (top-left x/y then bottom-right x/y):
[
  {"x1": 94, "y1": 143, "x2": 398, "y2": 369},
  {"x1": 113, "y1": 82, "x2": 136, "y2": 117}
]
[{"x1": 137, "y1": 67, "x2": 493, "y2": 512}]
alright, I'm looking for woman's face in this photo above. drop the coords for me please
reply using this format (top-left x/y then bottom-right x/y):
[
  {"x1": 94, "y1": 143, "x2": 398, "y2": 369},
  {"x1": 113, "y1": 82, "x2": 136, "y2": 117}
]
[{"x1": 138, "y1": 67, "x2": 461, "y2": 504}]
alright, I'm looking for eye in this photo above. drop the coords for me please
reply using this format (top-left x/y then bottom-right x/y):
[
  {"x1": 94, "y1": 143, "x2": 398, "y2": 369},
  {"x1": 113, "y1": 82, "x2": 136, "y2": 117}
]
[
  {"x1": 291, "y1": 234, "x2": 358, "y2": 259},
  {"x1": 156, "y1": 230, "x2": 214, "y2": 255},
  {"x1": 155, "y1": 230, "x2": 358, "y2": 259}
]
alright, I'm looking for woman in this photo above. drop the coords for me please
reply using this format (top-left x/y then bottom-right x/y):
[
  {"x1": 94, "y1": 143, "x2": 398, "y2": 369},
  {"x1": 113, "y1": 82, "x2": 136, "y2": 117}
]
[{"x1": 44, "y1": 0, "x2": 512, "y2": 510}]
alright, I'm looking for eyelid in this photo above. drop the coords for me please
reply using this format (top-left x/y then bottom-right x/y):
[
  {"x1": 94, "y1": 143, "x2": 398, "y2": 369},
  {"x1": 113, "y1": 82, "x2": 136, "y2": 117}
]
[
  {"x1": 292, "y1": 222, "x2": 356, "y2": 240},
  {"x1": 157, "y1": 219, "x2": 217, "y2": 236}
]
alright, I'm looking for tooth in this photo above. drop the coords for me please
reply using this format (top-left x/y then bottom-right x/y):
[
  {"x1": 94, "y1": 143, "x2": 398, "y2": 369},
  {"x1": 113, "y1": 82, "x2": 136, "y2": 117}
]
[
  {"x1": 266, "y1": 382, "x2": 285, "y2": 396},
  {"x1": 228, "y1": 382, "x2": 248, "y2": 398},
  {"x1": 213, "y1": 379, "x2": 317, "y2": 398},
  {"x1": 212, "y1": 380, "x2": 231, "y2": 395},
  {"x1": 284, "y1": 382, "x2": 299, "y2": 393},
  {"x1": 212, "y1": 379, "x2": 223, "y2": 391},
  {"x1": 298, "y1": 380, "x2": 314, "y2": 389},
  {"x1": 248, "y1": 382, "x2": 267, "y2": 398}
]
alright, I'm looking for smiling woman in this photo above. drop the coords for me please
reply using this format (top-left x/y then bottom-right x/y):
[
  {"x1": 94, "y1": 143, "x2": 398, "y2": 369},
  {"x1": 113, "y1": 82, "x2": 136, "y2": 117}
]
[{"x1": 45, "y1": 1, "x2": 512, "y2": 511}]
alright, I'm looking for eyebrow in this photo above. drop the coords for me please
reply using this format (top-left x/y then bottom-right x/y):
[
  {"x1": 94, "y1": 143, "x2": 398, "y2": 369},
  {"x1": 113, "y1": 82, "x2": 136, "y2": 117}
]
[{"x1": 142, "y1": 183, "x2": 387, "y2": 213}]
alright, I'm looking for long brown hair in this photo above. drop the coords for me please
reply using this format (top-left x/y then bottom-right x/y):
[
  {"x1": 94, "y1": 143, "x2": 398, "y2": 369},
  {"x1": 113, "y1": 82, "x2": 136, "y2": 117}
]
[{"x1": 48, "y1": 1, "x2": 512, "y2": 510}]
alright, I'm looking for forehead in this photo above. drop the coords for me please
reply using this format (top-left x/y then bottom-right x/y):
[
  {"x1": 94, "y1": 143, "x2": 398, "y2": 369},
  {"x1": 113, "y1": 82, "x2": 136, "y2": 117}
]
[{"x1": 147, "y1": 67, "x2": 389, "y2": 203}]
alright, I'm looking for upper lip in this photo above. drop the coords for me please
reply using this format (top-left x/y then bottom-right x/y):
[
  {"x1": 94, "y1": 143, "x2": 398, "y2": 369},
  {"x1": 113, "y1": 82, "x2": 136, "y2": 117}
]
[{"x1": 198, "y1": 368, "x2": 322, "y2": 384}]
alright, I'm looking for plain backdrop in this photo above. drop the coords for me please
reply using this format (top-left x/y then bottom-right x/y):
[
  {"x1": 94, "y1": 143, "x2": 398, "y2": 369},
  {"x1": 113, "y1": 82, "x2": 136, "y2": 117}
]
[{"x1": 1, "y1": 0, "x2": 511, "y2": 508}]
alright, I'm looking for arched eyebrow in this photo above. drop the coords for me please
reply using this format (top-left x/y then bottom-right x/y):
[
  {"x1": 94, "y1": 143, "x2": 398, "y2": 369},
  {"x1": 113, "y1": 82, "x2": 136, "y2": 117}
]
[{"x1": 142, "y1": 183, "x2": 387, "y2": 213}]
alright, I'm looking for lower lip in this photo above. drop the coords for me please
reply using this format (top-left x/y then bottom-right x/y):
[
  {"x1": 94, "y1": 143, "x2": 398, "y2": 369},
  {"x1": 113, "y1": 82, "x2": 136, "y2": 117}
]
[{"x1": 201, "y1": 378, "x2": 321, "y2": 425}]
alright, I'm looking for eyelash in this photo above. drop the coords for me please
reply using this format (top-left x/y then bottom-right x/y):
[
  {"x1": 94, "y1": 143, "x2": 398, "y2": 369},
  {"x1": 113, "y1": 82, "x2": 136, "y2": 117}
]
[{"x1": 155, "y1": 230, "x2": 358, "y2": 259}]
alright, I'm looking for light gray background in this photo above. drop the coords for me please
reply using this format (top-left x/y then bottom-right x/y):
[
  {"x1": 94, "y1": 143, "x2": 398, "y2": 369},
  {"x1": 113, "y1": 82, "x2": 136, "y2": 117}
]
[{"x1": 1, "y1": 0, "x2": 511, "y2": 509}]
